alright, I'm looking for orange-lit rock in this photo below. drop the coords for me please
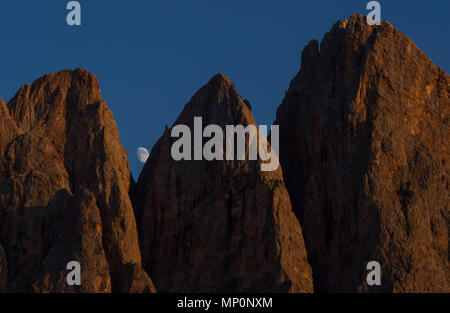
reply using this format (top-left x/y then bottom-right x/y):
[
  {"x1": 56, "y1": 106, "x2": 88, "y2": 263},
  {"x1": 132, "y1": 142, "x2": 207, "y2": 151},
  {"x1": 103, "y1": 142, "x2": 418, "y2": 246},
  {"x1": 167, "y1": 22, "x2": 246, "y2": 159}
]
[
  {"x1": 276, "y1": 14, "x2": 449, "y2": 292},
  {"x1": 134, "y1": 74, "x2": 313, "y2": 292},
  {"x1": 0, "y1": 69, "x2": 155, "y2": 292}
]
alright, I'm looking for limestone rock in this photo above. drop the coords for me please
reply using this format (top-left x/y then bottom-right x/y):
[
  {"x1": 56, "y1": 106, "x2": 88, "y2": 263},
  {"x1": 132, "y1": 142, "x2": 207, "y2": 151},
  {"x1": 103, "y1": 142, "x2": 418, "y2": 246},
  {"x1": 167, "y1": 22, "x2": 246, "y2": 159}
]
[
  {"x1": 0, "y1": 98, "x2": 21, "y2": 157},
  {"x1": 0, "y1": 69, "x2": 155, "y2": 292},
  {"x1": 275, "y1": 14, "x2": 449, "y2": 292},
  {"x1": 134, "y1": 74, "x2": 313, "y2": 292}
]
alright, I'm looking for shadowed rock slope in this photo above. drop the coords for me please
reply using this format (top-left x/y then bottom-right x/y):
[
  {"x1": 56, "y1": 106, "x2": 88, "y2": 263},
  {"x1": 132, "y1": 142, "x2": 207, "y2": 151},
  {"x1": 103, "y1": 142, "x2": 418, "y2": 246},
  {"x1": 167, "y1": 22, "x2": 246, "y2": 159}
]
[
  {"x1": 134, "y1": 74, "x2": 313, "y2": 292},
  {"x1": 275, "y1": 14, "x2": 449, "y2": 292},
  {"x1": 0, "y1": 69, "x2": 155, "y2": 292},
  {"x1": 0, "y1": 243, "x2": 6, "y2": 292}
]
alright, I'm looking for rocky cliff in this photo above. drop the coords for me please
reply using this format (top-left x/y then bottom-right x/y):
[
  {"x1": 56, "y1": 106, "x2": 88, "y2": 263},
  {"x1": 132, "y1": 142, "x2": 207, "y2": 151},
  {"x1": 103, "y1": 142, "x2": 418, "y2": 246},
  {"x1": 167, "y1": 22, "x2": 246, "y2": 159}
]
[
  {"x1": 275, "y1": 14, "x2": 449, "y2": 292},
  {"x1": 133, "y1": 74, "x2": 313, "y2": 292},
  {"x1": 0, "y1": 69, "x2": 155, "y2": 292}
]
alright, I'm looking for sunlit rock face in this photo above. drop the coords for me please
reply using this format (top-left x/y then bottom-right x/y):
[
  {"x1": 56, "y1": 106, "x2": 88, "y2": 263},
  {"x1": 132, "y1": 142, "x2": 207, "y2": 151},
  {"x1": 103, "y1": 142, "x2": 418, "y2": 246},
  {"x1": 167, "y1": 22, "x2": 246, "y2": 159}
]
[
  {"x1": 134, "y1": 74, "x2": 313, "y2": 293},
  {"x1": 0, "y1": 69, "x2": 155, "y2": 292},
  {"x1": 275, "y1": 14, "x2": 449, "y2": 292}
]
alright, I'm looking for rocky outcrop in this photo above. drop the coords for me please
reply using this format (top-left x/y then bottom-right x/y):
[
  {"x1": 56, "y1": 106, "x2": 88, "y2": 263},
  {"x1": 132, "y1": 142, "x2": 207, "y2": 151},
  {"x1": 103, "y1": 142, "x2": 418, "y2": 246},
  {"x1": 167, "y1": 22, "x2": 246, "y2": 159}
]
[
  {"x1": 0, "y1": 98, "x2": 21, "y2": 158},
  {"x1": 275, "y1": 14, "x2": 449, "y2": 292},
  {"x1": 0, "y1": 69, "x2": 155, "y2": 292},
  {"x1": 134, "y1": 74, "x2": 313, "y2": 292}
]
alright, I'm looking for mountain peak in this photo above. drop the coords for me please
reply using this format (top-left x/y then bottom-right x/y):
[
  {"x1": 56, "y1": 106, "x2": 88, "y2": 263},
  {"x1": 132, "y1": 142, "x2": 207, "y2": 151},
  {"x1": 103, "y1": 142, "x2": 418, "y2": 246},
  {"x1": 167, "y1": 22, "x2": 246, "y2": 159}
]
[
  {"x1": 276, "y1": 14, "x2": 450, "y2": 292},
  {"x1": 210, "y1": 72, "x2": 232, "y2": 84},
  {"x1": 134, "y1": 72, "x2": 313, "y2": 293},
  {"x1": 330, "y1": 13, "x2": 393, "y2": 33},
  {"x1": 0, "y1": 70, "x2": 155, "y2": 292},
  {"x1": 174, "y1": 73, "x2": 253, "y2": 127},
  {"x1": 6, "y1": 68, "x2": 102, "y2": 132},
  {"x1": 200, "y1": 72, "x2": 236, "y2": 96}
]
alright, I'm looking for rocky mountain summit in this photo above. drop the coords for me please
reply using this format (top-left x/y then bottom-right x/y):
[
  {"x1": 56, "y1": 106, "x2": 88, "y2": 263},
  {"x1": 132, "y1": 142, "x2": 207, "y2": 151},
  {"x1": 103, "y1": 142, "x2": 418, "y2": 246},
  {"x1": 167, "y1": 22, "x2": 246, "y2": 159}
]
[
  {"x1": 0, "y1": 13, "x2": 448, "y2": 293},
  {"x1": 276, "y1": 13, "x2": 449, "y2": 292},
  {"x1": 133, "y1": 74, "x2": 313, "y2": 292},
  {"x1": 0, "y1": 69, "x2": 155, "y2": 292}
]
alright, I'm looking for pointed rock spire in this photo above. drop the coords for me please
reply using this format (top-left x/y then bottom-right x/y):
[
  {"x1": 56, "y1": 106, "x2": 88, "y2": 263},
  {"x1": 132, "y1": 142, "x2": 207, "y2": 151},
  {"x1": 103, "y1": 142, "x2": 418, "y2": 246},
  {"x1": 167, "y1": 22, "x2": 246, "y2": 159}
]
[{"x1": 134, "y1": 74, "x2": 313, "y2": 292}]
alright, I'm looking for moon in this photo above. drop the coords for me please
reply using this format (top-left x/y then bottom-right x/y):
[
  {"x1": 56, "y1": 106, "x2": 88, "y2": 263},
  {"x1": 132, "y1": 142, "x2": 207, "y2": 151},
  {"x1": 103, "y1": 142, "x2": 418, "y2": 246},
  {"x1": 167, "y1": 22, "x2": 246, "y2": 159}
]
[{"x1": 137, "y1": 147, "x2": 149, "y2": 164}]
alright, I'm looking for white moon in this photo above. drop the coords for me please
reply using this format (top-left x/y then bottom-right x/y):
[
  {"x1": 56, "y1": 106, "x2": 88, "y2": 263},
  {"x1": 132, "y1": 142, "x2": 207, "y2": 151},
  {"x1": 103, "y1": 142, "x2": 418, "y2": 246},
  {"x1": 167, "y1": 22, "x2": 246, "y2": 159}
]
[{"x1": 137, "y1": 147, "x2": 149, "y2": 163}]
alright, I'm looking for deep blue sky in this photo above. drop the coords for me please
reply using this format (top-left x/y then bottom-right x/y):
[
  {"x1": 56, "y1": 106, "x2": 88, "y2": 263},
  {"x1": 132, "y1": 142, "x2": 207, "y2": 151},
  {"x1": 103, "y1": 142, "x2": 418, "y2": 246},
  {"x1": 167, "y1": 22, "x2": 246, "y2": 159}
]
[{"x1": 1, "y1": 1, "x2": 448, "y2": 178}]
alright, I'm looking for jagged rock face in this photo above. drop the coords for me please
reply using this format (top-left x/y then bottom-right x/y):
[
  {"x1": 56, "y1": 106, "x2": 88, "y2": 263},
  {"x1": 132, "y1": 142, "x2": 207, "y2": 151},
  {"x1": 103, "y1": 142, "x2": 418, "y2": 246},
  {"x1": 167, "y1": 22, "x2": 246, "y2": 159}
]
[
  {"x1": 0, "y1": 69, "x2": 155, "y2": 292},
  {"x1": 0, "y1": 98, "x2": 21, "y2": 158},
  {"x1": 276, "y1": 14, "x2": 449, "y2": 292},
  {"x1": 134, "y1": 74, "x2": 313, "y2": 292}
]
